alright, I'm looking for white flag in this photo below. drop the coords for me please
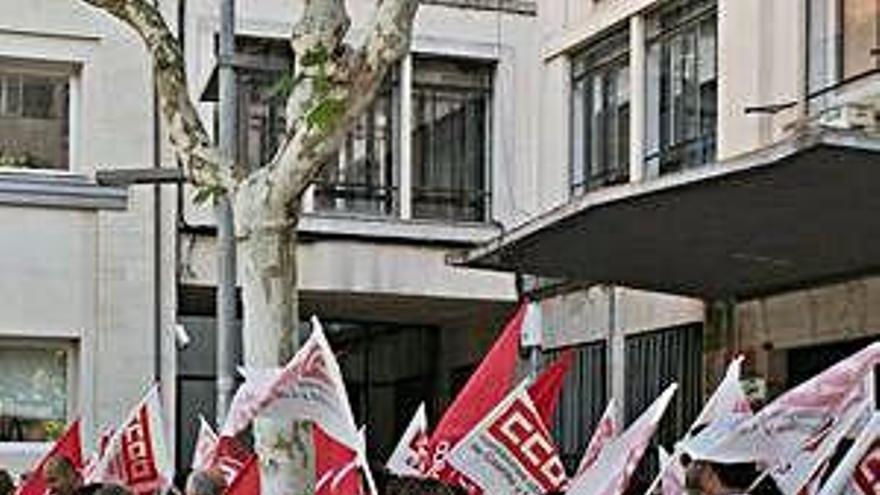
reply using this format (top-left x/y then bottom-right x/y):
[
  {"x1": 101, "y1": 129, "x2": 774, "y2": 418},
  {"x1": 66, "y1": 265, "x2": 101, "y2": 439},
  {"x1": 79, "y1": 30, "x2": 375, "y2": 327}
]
[
  {"x1": 691, "y1": 355, "x2": 751, "y2": 432},
  {"x1": 191, "y1": 415, "x2": 219, "y2": 471},
  {"x1": 87, "y1": 385, "x2": 173, "y2": 495},
  {"x1": 658, "y1": 445, "x2": 685, "y2": 495},
  {"x1": 446, "y1": 380, "x2": 568, "y2": 495},
  {"x1": 223, "y1": 316, "x2": 360, "y2": 450},
  {"x1": 685, "y1": 343, "x2": 880, "y2": 495},
  {"x1": 568, "y1": 383, "x2": 678, "y2": 495},
  {"x1": 386, "y1": 403, "x2": 429, "y2": 478},
  {"x1": 817, "y1": 412, "x2": 880, "y2": 495},
  {"x1": 575, "y1": 399, "x2": 619, "y2": 478}
]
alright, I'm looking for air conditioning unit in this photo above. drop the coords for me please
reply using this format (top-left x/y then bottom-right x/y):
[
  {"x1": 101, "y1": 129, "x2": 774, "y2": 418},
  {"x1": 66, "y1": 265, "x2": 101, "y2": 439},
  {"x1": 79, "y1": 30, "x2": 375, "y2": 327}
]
[{"x1": 818, "y1": 103, "x2": 877, "y2": 131}]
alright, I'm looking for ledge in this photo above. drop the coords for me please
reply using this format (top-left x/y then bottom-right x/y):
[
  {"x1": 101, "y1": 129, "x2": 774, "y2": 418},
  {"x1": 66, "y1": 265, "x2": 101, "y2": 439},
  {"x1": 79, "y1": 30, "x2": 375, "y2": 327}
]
[
  {"x1": 300, "y1": 214, "x2": 503, "y2": 246},
  {"x1": 421, "y1": 0, "x2": 537, "y2": 16},
  {"x1": 0, "y1": 170, "x2": 128, "y2": 211}
]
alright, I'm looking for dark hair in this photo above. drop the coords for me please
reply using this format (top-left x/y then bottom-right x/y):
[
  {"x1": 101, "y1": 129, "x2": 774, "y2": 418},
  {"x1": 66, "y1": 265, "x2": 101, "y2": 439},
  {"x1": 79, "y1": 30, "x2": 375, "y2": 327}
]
[{"x1": 0, "y1": 469, "x2": 14, "y2": 495}]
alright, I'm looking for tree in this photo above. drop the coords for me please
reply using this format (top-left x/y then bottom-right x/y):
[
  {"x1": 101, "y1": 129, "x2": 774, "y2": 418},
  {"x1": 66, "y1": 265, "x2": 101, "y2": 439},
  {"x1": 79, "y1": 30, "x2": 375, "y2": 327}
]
[{"x1": 78, "y1": 0, "x2": 420, "y2": 493}]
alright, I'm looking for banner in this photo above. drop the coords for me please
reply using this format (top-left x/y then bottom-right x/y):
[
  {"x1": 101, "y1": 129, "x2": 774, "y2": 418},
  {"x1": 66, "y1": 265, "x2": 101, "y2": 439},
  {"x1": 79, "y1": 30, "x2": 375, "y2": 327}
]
[
  {"x1": 817, "y1": 413, "x2": 880, "y2": 495},
  {"x1": 690, "y1": 355, "x2": 751, "y2": 433},
  {"x1": 426, "y1": 302, "x2": 526, "y2": 480},
  {"x1": 223, "y1": 316, "x2": 360, "y2": 451},
  {"x1": 386, "y1": 403, "x2": 429, "y2": 477},
  {"x1": 568, "y1": 383, "x2": 678, "y2": 495},
  {"x1": 315, "y1": 425, "x2": 365, "y2": 495},
  {"x1": 87, "y1": 386, "x2": 173, "y2": 495},
  {"x1": 16, "y1": 420, "x2": 83, "y2": 495},
  {"x1": 446, "y1": 381, "x2": 568, "y2": 495},
  {"x1": 224, "y1": 453, "x2": 260, "y2": 495},
  {"x1": 575, "y1": 400, "x2": 619, "y2": 478},
  {"x1": 658, "y1": 446, "x2": 684, "y2": 495},
  {"x1": 686, "y1": 343, "x2": 880, "y2": 494}
]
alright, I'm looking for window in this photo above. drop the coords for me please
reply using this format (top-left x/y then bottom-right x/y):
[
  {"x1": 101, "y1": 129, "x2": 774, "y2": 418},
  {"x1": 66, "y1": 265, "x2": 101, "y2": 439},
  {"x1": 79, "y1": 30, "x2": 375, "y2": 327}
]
[
  {"x1": 314, "y1": 72, "x2": 399, "y2": 216},
  {"x1": 0, "y1": 59, "x2": 70, "y2": 170},
  {"x1": 411, "y1": 57, "x2": 493, "y2": 223},
  {"x1": 807, "y1": 0, "x2": 880, "y2": 111},
  {"x1": 0, "y1": 343, "x2": 70, "y2": 442},
  {"x1": 570, "y1": 28, "x2": 630, "y2": 196},
  {"x1": 645, "y1": 0, "x2": 717, "y2": 176},
  {"x1": 545, "y1": 341, "x2": 607, "y2": 473}
]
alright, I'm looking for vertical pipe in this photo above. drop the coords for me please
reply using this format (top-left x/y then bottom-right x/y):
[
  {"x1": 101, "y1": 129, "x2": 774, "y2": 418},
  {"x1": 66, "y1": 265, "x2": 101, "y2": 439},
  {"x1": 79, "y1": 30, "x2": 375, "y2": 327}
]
[
  {"x1": 629, "y1": 15, "x2": 646, "y2": 183},
  {"x1": 216, "y1": 0, "x2": 237, "y2": 426},
  {"x1": 399, "y1": 54, "x2": 413, "y2": 220}
]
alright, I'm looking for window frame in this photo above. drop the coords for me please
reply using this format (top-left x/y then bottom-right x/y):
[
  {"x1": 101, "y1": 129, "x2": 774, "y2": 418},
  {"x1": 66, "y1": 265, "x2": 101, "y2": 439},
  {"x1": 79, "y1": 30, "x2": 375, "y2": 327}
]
[{"x1": 0, "y1": 338, "x2": 77, "y2": 446}]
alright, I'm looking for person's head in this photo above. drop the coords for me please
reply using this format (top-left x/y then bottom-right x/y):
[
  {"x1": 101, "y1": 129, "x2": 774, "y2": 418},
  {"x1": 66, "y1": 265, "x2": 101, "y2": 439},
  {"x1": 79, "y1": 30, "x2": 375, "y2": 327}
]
[
  {"x1": 685, "y1": 460, "x2": 773, "y2": 495},
  {"x1": 185, "y1": 469, "x2": 226, "y2": 495},
  {"x1": 91, "y1": 483, "x2": 134, "y2": 495},
  {"x1": 43, "y1": 456, "x2": 82, "y2": 495},
  {"x1": 0, "y1": 468, "x2": 15, "y2": 495}
]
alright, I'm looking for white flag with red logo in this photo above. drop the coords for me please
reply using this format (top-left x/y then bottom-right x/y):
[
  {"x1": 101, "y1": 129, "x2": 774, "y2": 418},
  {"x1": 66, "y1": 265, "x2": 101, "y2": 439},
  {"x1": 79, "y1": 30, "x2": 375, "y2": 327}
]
[
  {"x1": 816, "y1": 412, "x2": 880, "y2": 495},
  {"x1": 222, "y1": 316, "x2": 360, "y2": 451},
  {"x1": 686, "y1": 343, "x2": 880, "y2": 495},
  {"x1": 446, "y1": 380, "x2": 568, "y2": 495},
  {"x1": 691, "y1": 355, "x2": 751, "y2": 432},
  {"x1": 658, "y1": 445, "x2": 685, "y2": 495},
  {"x1": 568, "y1": 383, "x2": 678, "y2": 495},
  {"x1": 575, "y1": 399, "x2": 619, "y2": 478},
  {"x1": 87, "y1": 385, "x2": 173, "y2": 495},
  {"x1": 191, "y1": 416, "x2": 219, "y2": 471},
  {"x1": 386, "y1": 403, "x2": 429, "y2": 478}
]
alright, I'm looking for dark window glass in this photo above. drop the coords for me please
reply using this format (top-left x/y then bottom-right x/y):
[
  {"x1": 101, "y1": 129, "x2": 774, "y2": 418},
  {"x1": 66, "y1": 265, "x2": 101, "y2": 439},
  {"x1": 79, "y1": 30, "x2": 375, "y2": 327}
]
[
  {"x1": 0, "y1": 63, "x2": 69, "y2": 170},
  {"x1": 570, "y1": 27, "x2": 630, "y2": 196},
  {"x1": 411, "y1": 57, "x2": 492, "y2": 223},
  {"x1": 645, "y1": 0, "x2": 716, "y2": 176}
]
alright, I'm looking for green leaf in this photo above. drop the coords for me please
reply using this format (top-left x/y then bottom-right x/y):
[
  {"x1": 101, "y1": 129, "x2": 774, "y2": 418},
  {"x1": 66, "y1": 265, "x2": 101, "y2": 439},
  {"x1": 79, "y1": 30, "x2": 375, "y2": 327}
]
[
  {"x1": 300, "y1": 44, "x2": 329, "y2": 67},
  {"x1": 306, "y1": 97, "x2": 346, "y2": 134},
  {"x1": 193, "y1": 187, "x2": 213, "y2": 205}
]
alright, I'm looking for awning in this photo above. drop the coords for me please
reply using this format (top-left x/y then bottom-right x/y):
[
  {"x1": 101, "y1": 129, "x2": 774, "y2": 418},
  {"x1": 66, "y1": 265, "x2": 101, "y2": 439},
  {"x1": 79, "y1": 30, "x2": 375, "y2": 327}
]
[{"x1": 453, "y1": 129, "x2": 880, "y2": 299}]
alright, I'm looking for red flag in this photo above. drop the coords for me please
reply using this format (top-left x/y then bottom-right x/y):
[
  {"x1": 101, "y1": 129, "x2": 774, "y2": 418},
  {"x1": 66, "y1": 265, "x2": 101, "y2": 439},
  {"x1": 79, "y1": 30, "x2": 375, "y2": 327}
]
[
  {"x1": 16, "y1": 420, "x2": 83, "y2": 495},
  {"x1": 528, "y1": 350, "x2": 574, "y2": 426},
  {"x1": 314, "y1": 426, "x2": 364, "y2": 495},
  {"x1": 426, "y1": 302, "x2": 526, "y2": 479},
  {"x1": 214, "y1": 436, "x2": 254, "y2": 485},
  {"x1": 223, "y1": 454, "x2": 260, "y2": 495}
]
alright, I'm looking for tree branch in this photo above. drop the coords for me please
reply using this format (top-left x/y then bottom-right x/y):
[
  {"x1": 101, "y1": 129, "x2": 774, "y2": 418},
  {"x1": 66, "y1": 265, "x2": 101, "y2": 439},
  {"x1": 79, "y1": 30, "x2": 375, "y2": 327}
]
[
  {"x1": 262, "y1": 0, "x2": 419, "y2": 209},
  {"x1": 80, "y1": 0, "x2": 231, "y2": 193}
]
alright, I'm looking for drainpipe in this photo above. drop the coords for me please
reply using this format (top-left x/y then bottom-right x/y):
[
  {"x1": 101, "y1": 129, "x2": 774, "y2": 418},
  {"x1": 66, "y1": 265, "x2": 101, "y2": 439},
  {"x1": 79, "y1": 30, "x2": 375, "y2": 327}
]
[{"x1": 216, "y1": 0, "x2": 237, "y2": 426}]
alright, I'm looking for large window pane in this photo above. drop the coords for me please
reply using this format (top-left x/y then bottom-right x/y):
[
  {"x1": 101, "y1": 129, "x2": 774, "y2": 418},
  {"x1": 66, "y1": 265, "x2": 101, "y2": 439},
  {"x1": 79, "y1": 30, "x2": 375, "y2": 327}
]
[
  {"x1": 842, "y1": 0, "x2": 880, "y2": 80},
  {"x1": 570, "y1": 28, "x2": 630, "y2": 195},
  {"x1": 411, "y1": 57, "x2": 492, "y2": 223},
  {"x1": 646, "y1": 0, "x2": 716, "y2": 175},
  {"x1": 314, "y1": 74, "x2": 399, "y2": 217},
  {"x1": 0, "y1": 346, "x2": 68, "y2": 442},
  {"x1": 0, "y1": 61, "x2": 69, "y2": 170}
]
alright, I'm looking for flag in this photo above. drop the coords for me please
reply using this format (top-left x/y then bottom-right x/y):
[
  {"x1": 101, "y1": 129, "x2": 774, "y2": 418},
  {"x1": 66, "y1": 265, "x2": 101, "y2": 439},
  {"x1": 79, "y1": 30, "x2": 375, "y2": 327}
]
[
  {"x1": 426, "y1": 302, "x2": 527, "y2": 480},
  {"x1": 658, "y1": 445, "x2": 685, "y2": 495},
  {"x1": 87, "y1": 385, "x2": 173, "y2": 495},
  {"x1": 315, "y1": 425, "x2": 364, "y2": 495},
  {"x1": 685, "y1": 343, "x2": 880, "y2": 495},
  {"x1": 223, "y1": 316, "x2": 360, "y2": 451},
  {"x1": 16, "y1": 420, "x2": 83, "y2": 495},
  {"x1": 568, "y1": 383, "x2": 678, "y2": 495},
  {"x1": 386, "y1": 403, "x2": 429, "y2": 477},
  {"x1": 528, "y1": 349, "x2": 575, "y2": 427},
  {"x1": 224, "y1": 453, "x2": 260, "y2": 495},
  {"x1": 690, "y1": 355, "x2": 751, "y2": 433},
  {"x1": 191, "y1": 416, "x2": 219, "y2": 471},
  {"x1": 816, "y1": 413, "x2": 880, "y2": 495},
  {"x1": 575, "y1": 400, "x2": 619, "y2": 478},
  {"x1": 446, "y1": 380, "x2": 568, "y2": 495},
  {"x1": 213, "y1": 436, "x2": 255, "y2": 485}
]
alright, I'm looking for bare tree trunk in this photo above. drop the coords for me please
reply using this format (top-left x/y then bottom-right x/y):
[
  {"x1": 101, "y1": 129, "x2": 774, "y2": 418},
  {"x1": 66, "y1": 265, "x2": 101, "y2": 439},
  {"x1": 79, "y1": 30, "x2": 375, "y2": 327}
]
[{"x1": 237, "y1": 182, "x2": 314, "y2": 494}]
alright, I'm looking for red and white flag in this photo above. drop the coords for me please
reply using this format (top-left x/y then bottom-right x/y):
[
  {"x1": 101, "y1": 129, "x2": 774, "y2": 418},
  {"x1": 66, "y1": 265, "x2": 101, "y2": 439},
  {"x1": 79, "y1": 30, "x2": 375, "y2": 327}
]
[
  {"x1": 568, "y1": 383, "x2": 678, "y2": 495},
  {"x1": 691, "y1": 355, "x2": 751, "y2": 432},
  {"x1": 814, "y1": 412, "x2": 880, "y2": 495},
  {"x1": 446, "y1": 380, "x2": 568, "y2": 495},
  {"x1": 222, "y1": 316, "x2": 360, "y2": 451},
  {"x1": 16, "y1": 420, "x2": 83, "y2": 495},
  {"x1": 528, "y1": 350, "x2": 575, "y2": 427},
  {"x1": 386, "y1": 403, "x2": 429, "y2": 478},
  {"x1": 191, "y1": 416, "x2": 219, "y2": 471},
  {"x1": 575, "y1": 399, "x2": 619, "y2": 478},
  {"x1": 224, "y1": 452, "x2": 260, "y2": 495},
  {"x1": 686, "y1": 343, "x2": 880, "y2": 495},
  {"x1": 87, "y1": 385, "x2": 173, "y2": 495},
  {"x1": 425, "y1": 302, "x2": 526, "y2": 482},
  {"x1": 214, "y1": 436, "x2": 255, "y2": 485},
  {"x1": 315, "y1": 425, "x2": 369, "y2": 495}
]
